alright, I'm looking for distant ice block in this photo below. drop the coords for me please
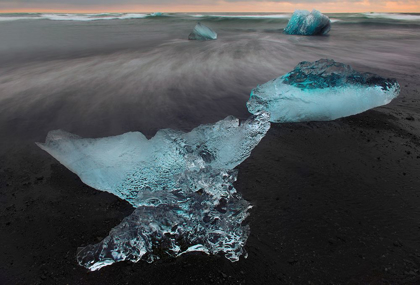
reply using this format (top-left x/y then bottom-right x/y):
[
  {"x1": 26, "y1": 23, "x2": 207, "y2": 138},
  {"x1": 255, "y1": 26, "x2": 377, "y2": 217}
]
[
  {"x1": 247, "y1": 59, "x2": 400, "y2": 123},
  {"x1": 37, "y1": 112, "x2": 270, "y2": 270},
  {"x1": 188, "y1": 22, "x2": 217, "y2": 40},
  {"x1": 284, "y1": 9, "x2": 331, "y2": 35}
]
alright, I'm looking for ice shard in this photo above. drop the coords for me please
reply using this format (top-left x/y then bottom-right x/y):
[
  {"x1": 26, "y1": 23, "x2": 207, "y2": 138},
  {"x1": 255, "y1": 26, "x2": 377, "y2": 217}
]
[
  {"x1": 247, "y1": 59, "x2": 400, "y2": 123},
  {"x1": 188, "y1": 22, "x2": 217, "y2": 40},
  {"x1": 284, "y1": 9, "x2": 331, "y2": 36},
  {"x1": 37, "y1": 112, "x2": 270, "y2": 270}
]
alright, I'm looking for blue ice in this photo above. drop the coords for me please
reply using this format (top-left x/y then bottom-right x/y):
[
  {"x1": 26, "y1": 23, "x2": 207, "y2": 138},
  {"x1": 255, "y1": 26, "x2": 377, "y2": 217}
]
[
  {"x1": 284, "y1": 9, "x2": 331, "y2": 35},
  {"x1": 37, "y1": 112, "x2": 270, "y2": 270},
  {"x1": 247, "y1": 59, "x2": 400, "y2": 123},
  {"x1": 188, "y1": 22, "x2": 217, "y2": 40}
]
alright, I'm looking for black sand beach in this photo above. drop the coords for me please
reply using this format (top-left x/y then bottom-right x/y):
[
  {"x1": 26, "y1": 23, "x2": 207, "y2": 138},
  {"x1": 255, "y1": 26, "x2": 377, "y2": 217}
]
[{"x1": 1, "y1": 14, "x2": 420, "y2": 284}]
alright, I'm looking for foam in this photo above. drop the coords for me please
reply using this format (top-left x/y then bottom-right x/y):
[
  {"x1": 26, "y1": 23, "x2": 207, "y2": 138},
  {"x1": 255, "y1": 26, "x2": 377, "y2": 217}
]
[
  {"x1": 40, "y1": 13, "x2": 148, "y2": 21},
  {"x1": 363, "y1": 13, "x2": 420, "y2": 21},
  {"x1": 191, "y1": 14, "x2": 290, "y2": 19}
]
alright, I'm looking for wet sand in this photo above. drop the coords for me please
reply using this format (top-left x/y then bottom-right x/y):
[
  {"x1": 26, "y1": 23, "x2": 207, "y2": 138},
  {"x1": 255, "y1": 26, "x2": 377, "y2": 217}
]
[{"x1": 0, "y1": 67, "x2": 419, "y2": 284}]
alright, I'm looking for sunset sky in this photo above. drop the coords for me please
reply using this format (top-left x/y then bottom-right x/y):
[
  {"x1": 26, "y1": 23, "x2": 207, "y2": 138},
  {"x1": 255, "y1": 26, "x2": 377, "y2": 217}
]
[{"x1": 1, "y1": 0, "x2": 419, "y2": 13}]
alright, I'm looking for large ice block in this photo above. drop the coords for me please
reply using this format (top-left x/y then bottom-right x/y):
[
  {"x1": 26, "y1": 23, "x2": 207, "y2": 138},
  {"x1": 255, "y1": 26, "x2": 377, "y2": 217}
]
[
  {"x1": 247, "y1": 59, "x2": 400, "y2": 123},
  {"x1": 37, "y1": 112, "x2": 270, "y2": 270},
  {"x1": 284, "y1": 9, "x2": 331, "y2": 35}
]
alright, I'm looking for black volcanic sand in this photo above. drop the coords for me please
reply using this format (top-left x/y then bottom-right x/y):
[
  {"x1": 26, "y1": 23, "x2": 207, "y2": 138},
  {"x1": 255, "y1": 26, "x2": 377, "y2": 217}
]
[{"x1": 1, "y1": 70, "x2": 420, "y2": 285}]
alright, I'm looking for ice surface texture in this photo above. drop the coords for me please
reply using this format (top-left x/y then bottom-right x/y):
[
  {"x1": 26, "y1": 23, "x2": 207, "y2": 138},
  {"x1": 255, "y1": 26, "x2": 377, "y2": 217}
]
[
  {"x1": 37, "y1": 113, "x2": 270, "y2": 207},
  {"x1": 37, "y1": 112, "x2": 270, "y2": 270},
  {"x1": 77, "y1": 168, "x2": 251, "y2": 271},
  {"x1": 284, "y1": 9, "x2": 331, "y2": 35},
  {"x1": 247, "y1": 59, "x2": 400, "y2": 123},
  {"x1": 188, "y1": 22, "x2": 217, "y2": 40}
]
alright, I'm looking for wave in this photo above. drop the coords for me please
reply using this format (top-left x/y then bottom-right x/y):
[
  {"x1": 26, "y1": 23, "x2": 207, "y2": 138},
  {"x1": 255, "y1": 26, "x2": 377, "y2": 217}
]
[
  {"x1": 0, "y1": 12, "x2": 166, "y2": 22},
  {"x1": 0, "y1": 16, "x2": 42, "y2": 22},
  {"x1": 191, "y1": 14, "x2": 291, "y2": 19},
  {"x1": 41, "y1": 13, "x2": 149, "y2": 21},
  {"x1": 1, "y1": 12, "x2": 419, "y2": 23},
  {"x1": 363, "y1": 12, "x2": 420, "y2": 21}
]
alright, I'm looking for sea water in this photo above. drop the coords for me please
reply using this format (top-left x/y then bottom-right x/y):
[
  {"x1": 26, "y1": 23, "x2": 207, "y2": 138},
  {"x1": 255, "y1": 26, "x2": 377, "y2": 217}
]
[{"x1": 0, "y1": 12, "x2": 419, "y2": 146}]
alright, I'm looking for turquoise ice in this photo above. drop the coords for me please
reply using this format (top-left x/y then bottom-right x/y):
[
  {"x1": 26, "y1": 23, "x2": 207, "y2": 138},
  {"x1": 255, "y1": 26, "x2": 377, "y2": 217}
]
[
  {"x1": 247, "y1": 59, "x2": 400, "y2": 123},
  {"x1": 188, "y1": 22, "x2": 217, "y2": 40},
  {"x1": 284, "y1": 9, "x2": 331, "y2": 35},
  {"x1": 37, "y1": 112, "x2": 270, "y2": 270}
]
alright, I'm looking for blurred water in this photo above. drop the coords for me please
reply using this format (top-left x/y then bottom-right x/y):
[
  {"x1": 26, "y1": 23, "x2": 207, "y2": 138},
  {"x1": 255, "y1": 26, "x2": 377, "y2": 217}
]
[{"x1": 0, "y1": 13, "x2": 419, "y2": 147}]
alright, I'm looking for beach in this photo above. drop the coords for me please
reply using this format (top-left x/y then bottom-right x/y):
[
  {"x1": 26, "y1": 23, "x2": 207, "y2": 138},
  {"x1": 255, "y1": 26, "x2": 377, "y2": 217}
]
[{"x1": 0, "y1": 13, "x2": 420, "y2": 284}]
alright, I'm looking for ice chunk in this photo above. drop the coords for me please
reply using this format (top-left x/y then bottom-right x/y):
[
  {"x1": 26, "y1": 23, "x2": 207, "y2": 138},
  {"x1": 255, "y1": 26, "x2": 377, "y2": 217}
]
[
  {"x1": 247, "y1": 59, "x2": 400, "y2": 123},
  {"x1": 284, "y1": 9, "x2": 331, "y2": 35},
  {"x1": 77, "y1": 167, "x2": 251, "y2": 271},
  {"x1": 37, "y1": 113, "x2": 270, "y2": 207},
  {"x1": 188, "y1": 22, "x2": 217, "y2": 40},
  {"x1": 37, "y1": 113, "x2": 270, "y2": 270}
]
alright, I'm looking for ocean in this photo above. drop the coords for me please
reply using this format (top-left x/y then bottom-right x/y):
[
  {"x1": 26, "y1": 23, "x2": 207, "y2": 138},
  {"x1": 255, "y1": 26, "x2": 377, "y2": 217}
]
[{"x1": 0, "y1": 12, "x2": 419, "y2": 143}]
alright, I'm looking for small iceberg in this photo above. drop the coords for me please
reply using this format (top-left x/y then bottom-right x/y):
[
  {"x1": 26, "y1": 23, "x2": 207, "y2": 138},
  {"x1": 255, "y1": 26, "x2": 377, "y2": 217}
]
[
  {"x1": 188, "y1": 22, "x2": 217, "y2": 40},
  {"x1": 37, "y1": 112, "x2": 270, "y2": 270},
  {"x1": 247, "y1": 59, "x2": 400, "y2": 123},
  {"x1": 284, "y1": 9, "x2": 331, "y2": 35}
]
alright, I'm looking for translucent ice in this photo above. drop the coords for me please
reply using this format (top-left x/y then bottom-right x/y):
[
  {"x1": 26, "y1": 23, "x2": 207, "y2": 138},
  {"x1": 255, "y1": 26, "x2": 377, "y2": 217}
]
[
  {"x1": 188, "y1": 22, "x2": 217, "y2": 40},
  {"x1": 77, "y1": 167, "x2": 251, "y2": 271},
  {"x1": 37, "y1": 112, "x2": 270, "y2": 270},
  {"x1": 37, "y1": 113, "x2": 270, "y2": 207},
  {"x1": 247, "y1": 59, "x2": 400, "y2": 123},
  {"x1": 284, "y1": 9, "x2": 331, "y2": 35}
]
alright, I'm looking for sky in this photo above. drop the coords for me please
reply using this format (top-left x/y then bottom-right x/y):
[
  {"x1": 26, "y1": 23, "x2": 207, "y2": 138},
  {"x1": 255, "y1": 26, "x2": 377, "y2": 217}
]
[{"x1": 0, "y1": 0, "x2": 419, "y2": 13}]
